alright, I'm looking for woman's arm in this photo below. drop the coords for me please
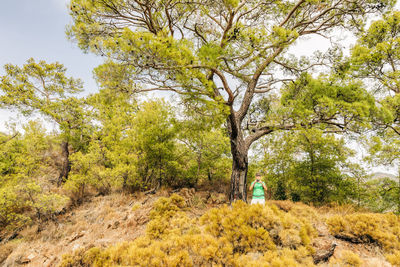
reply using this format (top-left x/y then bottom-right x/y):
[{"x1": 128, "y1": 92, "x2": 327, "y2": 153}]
[
  {"x1": 249, "y1": 181, "x2": 255, "y2": 191},
  {"x1": 262, "y1": 182, "x2": 268, "y2": 191}
]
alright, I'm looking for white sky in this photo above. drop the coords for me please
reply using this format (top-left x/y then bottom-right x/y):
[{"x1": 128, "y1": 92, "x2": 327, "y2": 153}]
[{"x1": 0, "y1": 1, "x2": 399, "y2": 175}]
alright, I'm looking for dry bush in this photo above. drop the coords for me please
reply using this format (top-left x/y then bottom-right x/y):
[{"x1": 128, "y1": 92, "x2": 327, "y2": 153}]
[
  {"x1": 267, "y1": 201, "x2": 319, "y2": 223},
  {"x1": 18, "y1": 225, "x2": 40, "y2": 242},
  {"x1": 131, "y1": 203, "x2": 141, "y2": 212},
  {"x1": 58, "y1": 194, "x2": 319, "y2": 266},
  {"x1": 191, "y1": 195, "x2": 206, "y2": 209},
  {"x1": 234, "y1": 247, "x2": 315, "y2": 267},
  {"x1": 317, "y1": 202, "x2": 369, "y2": 217},
  {"x1": 386, "y1": 251, "x2": 400, "y2": 266},
  {"x1": 326, "y1": 212, "x2": 400, "y2": 253},
  {"x1": 201, "y1": 201, "x2": 316, "y2": 254},
  {"x1": 59, "y1": 247, "x2": 90, "y2": 267},
  {"x1": 330, "y1": 250, "x2": 363, "y2": 267}
]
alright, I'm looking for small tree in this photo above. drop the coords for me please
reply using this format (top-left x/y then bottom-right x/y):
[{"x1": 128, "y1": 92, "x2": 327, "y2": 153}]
[
  {"x1": 0, "y1": 59, "x2": 88, "y2": 185},
  {"x1": 0, "y1": 122, "x2": 68, "y2": 230}
]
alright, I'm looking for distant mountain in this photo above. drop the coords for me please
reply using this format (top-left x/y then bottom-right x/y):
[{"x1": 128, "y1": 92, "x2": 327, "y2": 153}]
[{"x1": 371, "y1": 172, "x2": 397, "y2": 181}]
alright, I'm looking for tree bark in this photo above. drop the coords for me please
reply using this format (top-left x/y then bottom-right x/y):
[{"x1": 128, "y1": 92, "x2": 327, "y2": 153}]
[
  {"x1": 228, "y1": 113, "x2": 249, "y2": 203},
  {"x1": 230, "y1": 155, "x2": 248, "y2": 202},
  {"x1": 57, "y1": 141, "x2": 70, "y2": 186}
]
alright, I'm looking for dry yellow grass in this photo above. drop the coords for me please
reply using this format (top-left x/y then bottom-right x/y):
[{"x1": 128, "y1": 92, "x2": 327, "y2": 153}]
[{"x1": 0, "y1": 191, "x2": 398, "y2": 266}]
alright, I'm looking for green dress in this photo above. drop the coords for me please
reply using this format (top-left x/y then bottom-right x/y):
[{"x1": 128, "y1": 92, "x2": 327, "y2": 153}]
[{"x1": 252, "y1": 181, "x2": 265, "y2": 200}]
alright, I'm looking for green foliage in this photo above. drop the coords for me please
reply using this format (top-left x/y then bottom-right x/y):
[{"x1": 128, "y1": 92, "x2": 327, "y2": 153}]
[
  {"x1": 67, "y1": 96, "x2": 181, "y2": 195},
  {"x1": 59, "y1": 195, "x2": 318, "y2": 266},
  {"x1": 0, "y1": 59, "x2": 92, "y2": 187},
  {"x1": 361, "y1": 176, "x2": 400, "y2": 213},
  {"x1": 0, "y1": 58, "x2": 82, "y2": 114},
  {"x1": 132, "y1": 100, "x2": 180, "y2": 188},
  {"x1": 0, "y1": 59, "x2": 87, "y2": 141},
  {"x1": 0, "y1": 187, "x2": 31, "y2": 230},
  {"x1": 0, "y1": 122, "x2": 69, "y2": 230},
  {"x1": 176, "y1": 108, "x2": 231, "y2": 185},
  {"x1": 274, "y1": 179, "x2": 287, "y2": 200},
  {"x1": 66, "y1": 84, "x2": 231, "y2": 197},
  {"x1": 259, "y1": 129, "x2": 359, "y2": 205},
  {"x1": 350, "y1": 11, "x2": 400, "y2": 214},
  {"x1": 66, "y1": 141, "x2": 116, "y2": 198},
  {"x1": 290, "y1": 129, "x2": 357, "y2": 204},
  {"x1": 281, "y1": 73, "x2": 375, "y2": 131},
  {"x1": 351, "y1": 11, "x2": 400, "y2": 95}
]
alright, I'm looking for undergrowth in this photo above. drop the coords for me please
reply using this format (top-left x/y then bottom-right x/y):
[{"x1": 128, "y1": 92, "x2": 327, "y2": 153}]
[
  {"x1": 326, "y1": 212, "x2": 400, "y2": 265},
  {"x1": 330, "y1": 250, "x2": 362, "y2": 267},
  {"x1": 59, "y1": 195, "x2": 318, "y2": 267}
]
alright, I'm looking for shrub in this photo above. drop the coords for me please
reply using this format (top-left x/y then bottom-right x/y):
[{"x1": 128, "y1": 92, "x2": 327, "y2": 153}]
[
  {"x1": 0, "y1": 187, "x2": 31, "y2": 230},
  {"x1": 386, "y1": 251, "x2": 400, "y2": 266},
  {"x1": 330, "y1": 250, "x2": 362, "y2": 267},
  {"x1": 234, "y1": 247, "x2": 315, "y2": 267},
  {"x1": 59, "y1": 196, "x2": 318, "y2": 266},
  {"x1": 146, "y1": 194, "x2": 196, "y2": 239},
  {"x1": 0, "y1": 182, "x2": 68, "y2": 230},
  {"x1": 0, "y1": 122, "x2": 69, "y2": 230},
  {"x1": 326, "y1": 213, "x2": 400, "y2": 252},
  {"x1": 201, "y1": 201, "x2": 317, "y2": 253}
]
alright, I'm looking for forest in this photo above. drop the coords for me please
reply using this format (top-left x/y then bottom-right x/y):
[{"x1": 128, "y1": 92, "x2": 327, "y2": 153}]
[{"x1": 1, "y1": 0, "x2": 400, "y2": 266}]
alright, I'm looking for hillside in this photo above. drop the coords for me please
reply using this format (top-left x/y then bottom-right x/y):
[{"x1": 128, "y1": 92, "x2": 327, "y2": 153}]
[{"x1": 1, "y1": 189, "x2": 399, "y2": 267}]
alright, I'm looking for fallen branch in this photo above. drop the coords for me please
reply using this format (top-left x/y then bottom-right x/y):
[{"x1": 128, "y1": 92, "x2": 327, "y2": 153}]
[
  {"x1": 144, "y1": 187, "x2": 157, "y2": 195},
  {"x1": 334, "y1": 234, "x2": 374, "y2": 244}
]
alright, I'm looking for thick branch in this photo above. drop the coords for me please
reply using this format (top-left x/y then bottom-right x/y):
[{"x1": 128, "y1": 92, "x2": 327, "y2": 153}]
[
  {"x1": 280, "y1": 0, "x2": 306, "y2": 27},
  {"x1": 211, "y1": 68, "x2": 234, "y2": 104},
  {"x1": 245, "y1": 126, "x2": 273, "y2": 149},
  {"x1": 245, "y1": 124, "x2": 295, "y2": 149},
  {"x1": 237, "y1": 47, "x2": 284, "y2": 123}
]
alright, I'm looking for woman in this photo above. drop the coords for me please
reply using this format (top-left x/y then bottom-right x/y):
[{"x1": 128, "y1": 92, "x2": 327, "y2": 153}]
[{"x1": 249, "y1": 173, "x2": 267, "y2": 204}]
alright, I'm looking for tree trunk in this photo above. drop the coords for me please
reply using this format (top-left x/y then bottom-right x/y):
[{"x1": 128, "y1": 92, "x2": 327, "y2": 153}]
[
  {"x1": 230, "y1": 155, "x2": 248, "y2": 202},
  {"x1": 228, "y1": 114, "x2": 249, "y2": 203},
  {"x1": 57, "y1": 141, "x2": 70, "y2": 186}
]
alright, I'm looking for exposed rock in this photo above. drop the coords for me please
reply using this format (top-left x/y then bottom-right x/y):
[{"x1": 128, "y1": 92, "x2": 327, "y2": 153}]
[
  {"x1": 112, "y1": 221, "x2": 120, "y2": 229},
  {"x1": 15, "y1": 256, "x2": 31, "y2": 265},
  {"x1": 313, "y1": 243, "x2": 337, "y2": 264},
  {"x1": 69, "y1": 232, "x2": 84, "y2": 243}
]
